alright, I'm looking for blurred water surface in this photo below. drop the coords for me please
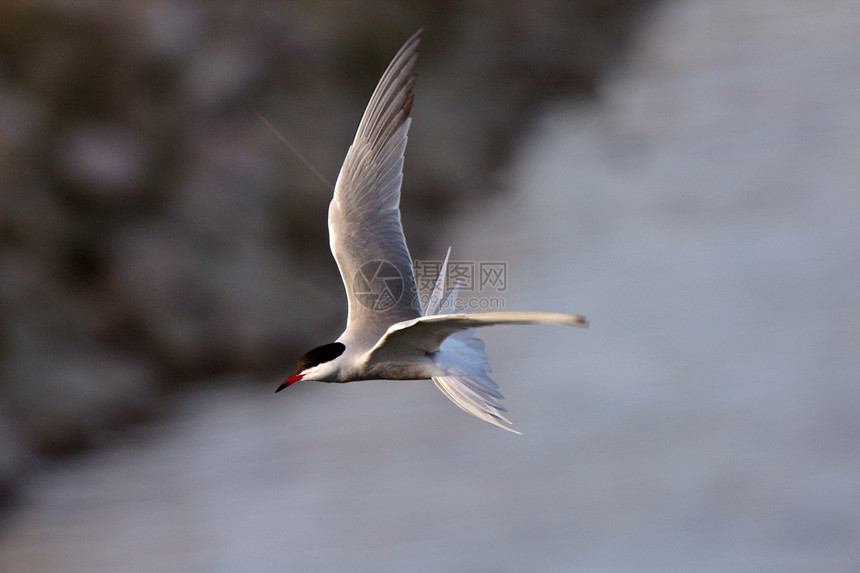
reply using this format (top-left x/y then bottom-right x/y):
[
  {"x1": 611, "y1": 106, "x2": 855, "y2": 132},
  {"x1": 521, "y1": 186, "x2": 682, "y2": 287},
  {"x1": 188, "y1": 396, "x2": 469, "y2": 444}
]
[{"x1": 2, "y1": 1, "x2": 859, "y2": 571}]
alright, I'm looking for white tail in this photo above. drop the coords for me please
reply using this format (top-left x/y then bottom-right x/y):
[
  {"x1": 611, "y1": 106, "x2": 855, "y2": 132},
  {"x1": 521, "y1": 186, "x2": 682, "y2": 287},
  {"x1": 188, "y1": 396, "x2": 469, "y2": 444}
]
[
  {"x1": 426, "y1": 249, "x2": 516, "y2": 432},
  {"x1": 418, "y1": 248, "x2": 587, "y2": 432}
]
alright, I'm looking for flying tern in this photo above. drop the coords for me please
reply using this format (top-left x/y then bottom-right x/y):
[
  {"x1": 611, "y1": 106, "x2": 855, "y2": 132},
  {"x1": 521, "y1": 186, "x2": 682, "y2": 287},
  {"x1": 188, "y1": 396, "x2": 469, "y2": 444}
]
[{"x1": 275, "y1": 30, "x2": 587, "y2": 432}]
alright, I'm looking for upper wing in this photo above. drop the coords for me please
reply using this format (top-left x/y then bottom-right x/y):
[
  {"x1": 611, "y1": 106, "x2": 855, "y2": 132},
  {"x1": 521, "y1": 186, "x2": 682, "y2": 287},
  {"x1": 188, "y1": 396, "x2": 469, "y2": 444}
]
[
  {"x1": 365, "y1": 311, "x2": 588, "y2": 364},
  {"x1": 329, "y1": 30, "x2": 423, "y2": 344}
]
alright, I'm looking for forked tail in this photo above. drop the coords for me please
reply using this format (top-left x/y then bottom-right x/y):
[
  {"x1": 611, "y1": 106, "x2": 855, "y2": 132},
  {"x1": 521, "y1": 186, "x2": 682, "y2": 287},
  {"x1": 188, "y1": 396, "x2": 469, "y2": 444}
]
[
  {"x1": 425, "y1": 248, "x2": 515, "y2": 432},
  {"x1": 422, "y1": 248, "x2": 587, "y2": 433}
]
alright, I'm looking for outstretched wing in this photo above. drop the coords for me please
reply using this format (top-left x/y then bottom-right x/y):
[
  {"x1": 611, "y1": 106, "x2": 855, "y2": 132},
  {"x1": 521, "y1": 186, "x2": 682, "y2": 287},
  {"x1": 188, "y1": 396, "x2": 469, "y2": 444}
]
[
  {"x1": 367, "y1": 309, "x2": 587, "y2": 433},
  {"x1": 365, "y1": 311, "x2": 588, "y2": 364},
  {"x1": 329, "y1": 30, "x2": 423, "y2": 345}
]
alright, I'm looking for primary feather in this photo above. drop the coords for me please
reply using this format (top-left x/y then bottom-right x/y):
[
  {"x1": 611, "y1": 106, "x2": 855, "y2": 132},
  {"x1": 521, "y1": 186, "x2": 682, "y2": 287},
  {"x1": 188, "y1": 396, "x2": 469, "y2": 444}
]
[{"x1": 330, "y1": 30, "x2": 423, "y2": 346}]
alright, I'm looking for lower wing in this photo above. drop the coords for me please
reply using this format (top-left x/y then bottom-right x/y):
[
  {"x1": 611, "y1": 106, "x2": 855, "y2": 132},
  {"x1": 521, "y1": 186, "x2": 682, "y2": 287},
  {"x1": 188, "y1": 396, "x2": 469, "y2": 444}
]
[{"x1": 365, "y1": 311, "x2": 588, "y2": 363}]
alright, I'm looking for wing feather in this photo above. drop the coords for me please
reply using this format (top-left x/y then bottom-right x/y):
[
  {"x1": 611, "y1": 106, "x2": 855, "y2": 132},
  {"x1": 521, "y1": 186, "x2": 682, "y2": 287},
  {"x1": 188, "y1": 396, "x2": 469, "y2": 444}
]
[
  {"x1": 366, "y1": 311, "x2": 588, "y2": 362},
  {"x1": 330, "y1": 31, "x2": 423, "y2": 344}
]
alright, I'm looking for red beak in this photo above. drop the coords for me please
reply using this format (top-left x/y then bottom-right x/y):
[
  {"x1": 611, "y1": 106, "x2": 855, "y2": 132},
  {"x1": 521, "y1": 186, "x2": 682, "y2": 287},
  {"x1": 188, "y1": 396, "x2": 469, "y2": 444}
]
[{"x1": 275, "y1": 373, "x2": 304, "y2": 393}]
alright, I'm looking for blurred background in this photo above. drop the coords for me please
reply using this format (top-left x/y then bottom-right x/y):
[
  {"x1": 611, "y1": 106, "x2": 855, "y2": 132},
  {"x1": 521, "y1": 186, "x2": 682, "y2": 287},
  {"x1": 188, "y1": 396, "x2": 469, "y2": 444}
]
[{"x1": 0, "y1": 0, "x2": 858, "y2": 571}]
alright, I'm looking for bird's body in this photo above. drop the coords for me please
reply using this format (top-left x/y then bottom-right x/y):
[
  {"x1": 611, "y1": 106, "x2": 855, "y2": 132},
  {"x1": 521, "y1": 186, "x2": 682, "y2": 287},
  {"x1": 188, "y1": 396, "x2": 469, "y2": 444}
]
[{"x1": 277, "y1": 30, "x2": 587, "y2": 432}]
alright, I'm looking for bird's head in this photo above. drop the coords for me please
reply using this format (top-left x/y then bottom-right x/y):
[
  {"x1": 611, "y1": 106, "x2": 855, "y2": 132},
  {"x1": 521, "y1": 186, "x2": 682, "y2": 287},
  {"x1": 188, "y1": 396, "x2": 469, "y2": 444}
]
[{"x1": 275, "y1": 342, "x2": 346, "y2": 392}]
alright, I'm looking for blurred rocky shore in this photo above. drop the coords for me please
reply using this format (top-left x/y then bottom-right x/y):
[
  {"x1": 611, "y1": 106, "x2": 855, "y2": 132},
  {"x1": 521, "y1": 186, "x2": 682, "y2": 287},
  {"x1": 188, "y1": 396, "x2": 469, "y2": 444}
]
[{"x1": 0, "y1": 2, "x2": 651, "y2": 497}]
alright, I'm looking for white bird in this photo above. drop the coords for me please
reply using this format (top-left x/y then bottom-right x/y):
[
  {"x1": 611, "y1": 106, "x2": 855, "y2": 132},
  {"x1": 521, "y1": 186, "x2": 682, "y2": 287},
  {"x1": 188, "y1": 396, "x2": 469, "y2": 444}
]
[{"x1": 275, "y1": 30, "x2": 587, "y2": 432}]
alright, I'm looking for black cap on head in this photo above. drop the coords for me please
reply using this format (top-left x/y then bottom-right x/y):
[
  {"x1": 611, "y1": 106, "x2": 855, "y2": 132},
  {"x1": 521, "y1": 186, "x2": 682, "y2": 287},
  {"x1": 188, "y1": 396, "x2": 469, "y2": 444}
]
[
  {"x1": 275, "y1": 342, "x2": 347, "y2": 393},
  {"x1": 295, "y1": 342, "x2": 346, "y2": 373}
]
